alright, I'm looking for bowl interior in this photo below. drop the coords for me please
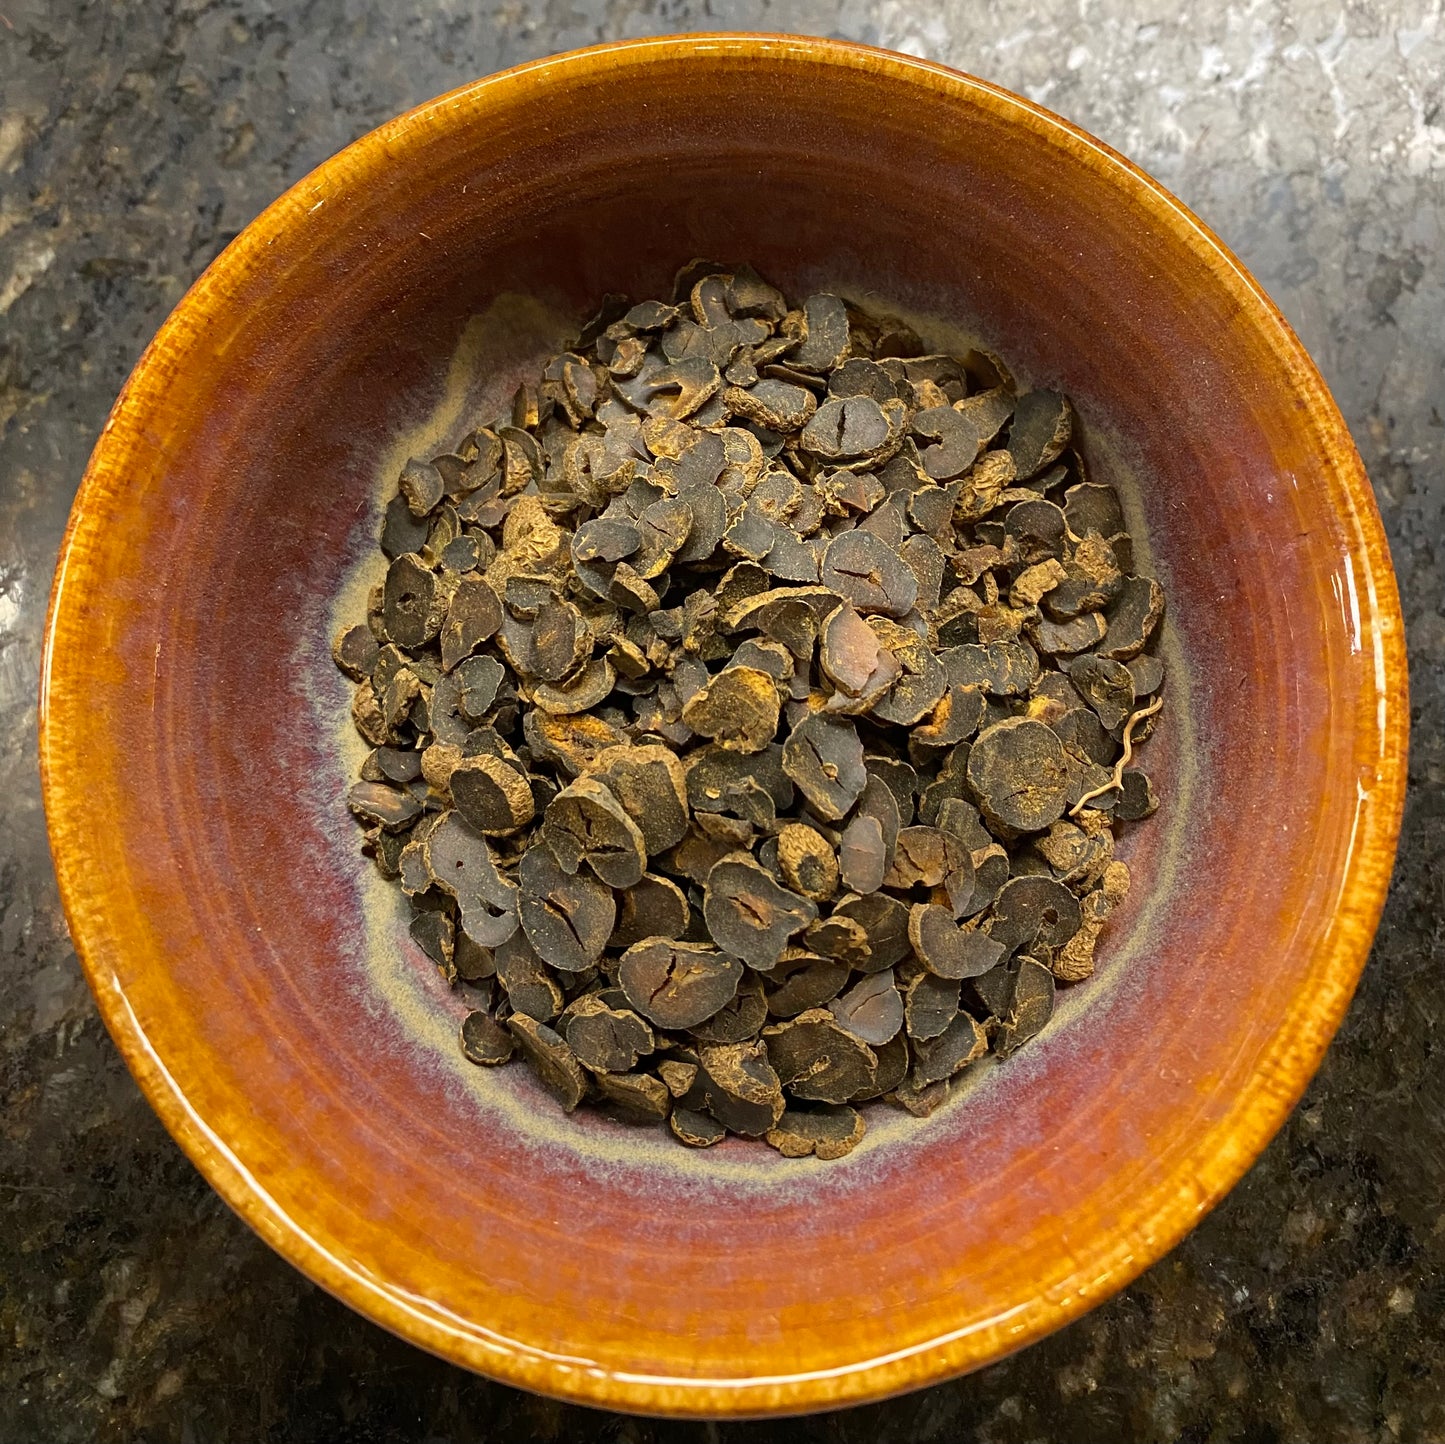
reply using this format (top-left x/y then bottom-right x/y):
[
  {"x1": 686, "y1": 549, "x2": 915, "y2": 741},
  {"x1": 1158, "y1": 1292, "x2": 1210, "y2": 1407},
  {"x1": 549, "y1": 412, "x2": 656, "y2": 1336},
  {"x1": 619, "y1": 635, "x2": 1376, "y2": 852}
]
[{"x1": 41, "y1": 37, "x2": 1403, "y2": 1415}]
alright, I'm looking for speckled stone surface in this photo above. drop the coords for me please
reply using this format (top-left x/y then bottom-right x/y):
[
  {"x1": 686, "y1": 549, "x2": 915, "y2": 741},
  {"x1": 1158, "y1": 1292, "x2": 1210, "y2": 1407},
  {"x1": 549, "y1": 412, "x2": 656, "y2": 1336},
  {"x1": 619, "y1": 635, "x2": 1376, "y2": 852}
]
[{"x1": 2, "y1": 3, "x2": 1441, "y2": 1440}]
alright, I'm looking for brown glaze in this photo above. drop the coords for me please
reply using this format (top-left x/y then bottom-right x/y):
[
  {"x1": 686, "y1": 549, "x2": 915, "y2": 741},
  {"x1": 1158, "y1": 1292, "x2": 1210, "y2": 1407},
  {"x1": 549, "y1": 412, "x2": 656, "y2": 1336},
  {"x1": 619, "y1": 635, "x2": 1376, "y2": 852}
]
[{"x1": 39, "y1": 35, "x2": 1406, "y2": 1417}]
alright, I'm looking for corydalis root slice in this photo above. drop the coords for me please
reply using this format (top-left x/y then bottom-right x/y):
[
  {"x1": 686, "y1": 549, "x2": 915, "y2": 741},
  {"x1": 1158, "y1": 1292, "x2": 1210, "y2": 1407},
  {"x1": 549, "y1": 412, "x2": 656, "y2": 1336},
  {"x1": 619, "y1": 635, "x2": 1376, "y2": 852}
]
[
  {"x1": 781, "y1": 713, "x2": 866, "y2": 822},
  {"x1": 507, "y1": 1015, "x2": 588, "y2": 1111},
  {"x1": 516, "y1": 843, "x2": 614, "y2": 972},
  {"x1": 542, "y1": 775, "x2": 647, "y2": 888},
  {"x1": 681, "y1": 666, "x2": 781, "y2": 752},
  {"x1": 765, "y1": 1106, "x2": 866, "y2": 1160},
  {"x1": 908, "y1": 904, "x2": 1005, "y2": 980},
  {"x1": 763, "y1": 1009, "x2": 877, "y2": 1105},
  {"x1": 618, "y1": 938, "x2": 743, "y2": 1030},
  {"x1": 703, "y1": 855, "x2": 818, "y2": 969}
]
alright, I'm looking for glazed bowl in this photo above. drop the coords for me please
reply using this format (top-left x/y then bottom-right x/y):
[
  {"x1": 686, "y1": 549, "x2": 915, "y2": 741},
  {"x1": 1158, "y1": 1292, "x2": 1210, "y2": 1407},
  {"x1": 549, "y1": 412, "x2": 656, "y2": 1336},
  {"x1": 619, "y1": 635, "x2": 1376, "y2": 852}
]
[{"x1": 40, "y1": 34, "x2": 1405, "y2": 1417}]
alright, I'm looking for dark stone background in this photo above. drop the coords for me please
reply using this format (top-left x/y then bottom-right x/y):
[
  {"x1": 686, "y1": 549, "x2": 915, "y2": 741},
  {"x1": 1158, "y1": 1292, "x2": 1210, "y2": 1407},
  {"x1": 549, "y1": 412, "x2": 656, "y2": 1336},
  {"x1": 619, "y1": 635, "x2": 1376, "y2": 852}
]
[{"x1": 2, "y1": 3, "x2": 1441, "y2": 1441}]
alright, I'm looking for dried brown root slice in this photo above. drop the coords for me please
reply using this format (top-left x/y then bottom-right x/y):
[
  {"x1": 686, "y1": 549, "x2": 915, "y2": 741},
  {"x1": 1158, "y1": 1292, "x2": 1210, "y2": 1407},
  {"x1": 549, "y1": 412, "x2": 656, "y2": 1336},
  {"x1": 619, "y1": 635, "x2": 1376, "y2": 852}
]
[
  {"x1": 506, "y1": 1014, "x2": 589, "y2": 1111},
  {"x1": 1011, "y1": 558, "x2": 1067, "y2": 608},
  {"x1": 800, "y1": 396, "x2": 894, "y2": 462},
  {"x1": 703, "y1": 855, "x2": 819, "y2": 969},
  {"x1": 399, "y1": 457, "x2": 445, "y2": 516},
  {"x1": 561, "y1": 994, "x2": 655, "y2": 1073},
  {"x1": 1098, "y1": 575, "x2": 1165, "y2": 661},
  {"x1": 781, "y1": 713, "x2": 867, "y2": 822},
  {"x1": 888, "y1": 1075, "x2": 954, "y2": 1118},
  {"x1": 838, "y1": 1031, "x2": 903, "y2": 1104},
  {"x1": 967, "y1": 717, "x2": 1072, "y2": 833},
  {"x1": 332, "y1": 624, "x2": 379, "y2": 680},
  {"x1": 1127, "y1": 653, "x2": 1165, "y2": 697},
  {"x1": 450, "y1": 753, "x2": 536, "y2": 835},
  {"x1": 910, "y1": 406, "x2": 977, "y2": 481},
  {"x1": 526, "y1": 710, "x2": 627, "y2": 777},
  {"x1": 820, "y1": 530, "x2": 918, "y2": 618},
  {"x1": 820, "y1": 601, "x2": 872, "y2": 696},
  {"x1": 985, "y1": 875, "x2": 1083, "y2": 959},
  {"x1": 828, "y1": 969, "x2": 904, "y2": 1047},
  {"x1": 997, "y1": 957, "x2": 1057, "y2": 1057},
  {"x1": 532, "y1": 657, "x2": 615, "y2": 715},
  {"x1": 411, "y1": 910, "x2": 454, "y2": 977},
  {"x1": 1046, "y1": 535, "x2": 1124, "y2": 620},
  {"x1": 383, "y1": 553, "x2": 447, "y2": 649},
  {"x1": 527, "y1": 596, "x2": 590, "y2": 680},
  {"x1": 542, "y1": 775, "x2": 648, "y2": 888},
  {"x1": 348, "y1": 780, "x2": 422, "y2": 832},
  {"x1": 765, "y1": 1106, "x2": 867, "y2": 1160},
  {"x1": 493, "y1": 932, "x2": 564, "y2": 1022},
  {"x1": 694, "y1": 1041, "x2": 786, "y2": 1135},
  {"x1": 670, "y1": 1106, "x2": 726, "y2": 1148},
  {"x1": 911, "y1": 1010, "x2": 989, "y2": 1085},
  {"x1": 440, "y1": 575, "x2": 503, "y2": 671},
  {"x1": 942, "y1": 641, "x2": 1040, "y2": 697},
  {"x1": 761, "y1": 952, "x2": 849, "y2": 1019},
  {"x1": 819, "y1": 602, "x2": 899, "y2": 703},
  {"x1": 689, "y1": 976, "x2": 769, "y2": 1044},
  {"x1": 722, "y1": 585, "x2": 839, "y2": 659},
  {"x1": 632, "y1": 497, "x2": 694, "y2": 578},
  {"x1": 516, "y1": 843, "x2": 615, "y2": 972},
  {"x1": 454, "y1": 932, "x2": 495, "y2": 981},
  {"x1": 1006, "y1": 389, "x2": 1073, "y2": 478},
  {"x1": 658, "y1": 1059, "x2": 699, "y2": 1098},
  {"x1": 572, "y1": 515, "x2": 642, "y2": 564},
  {"x1": 686, "y1": 743, "x2": 795, "y2": 822},
  {"x1": 422, "y1": 810, "x2": 519, "y2": 949},
  {"x1": 830, "y1": 891, "x2": 912, "y2": 971},
  {"x1": 1051, "y1": 893, "x2": 1108, "y2": 983},
  {"x1": 912, "y1": 684, "x2": 987, "y2": 752},
  {"x1": 609, "y1": 872, "x2": 690, "y2": 951},
  {"x1": 838, "y1": 812, "x2": 887, "y2": 894},
  {"x1": 587, "y1": 743, "x2": 690, "y2": 855},
  {"x1": 460, "y1": 1010, "x2": 515, "y2": 1066},
  {"x1": 775, "y1": 822, "x2": 840, "y2": 904},
  {"x1": 593, "y1": 1071, "x2": 671, "y2": 1124},
  {"x1": 908, "y1": 904, "x2": 1006, "y2": 980},
  {"x1": 789, "y1": 293, "x2": 851, "y2": 372},
  {"x1": 367, "y1": 744, "x2": 421, "y2": 785},
  {"x1": 1037, "y1": 612, "x2": 1107, "y2": 656},
  {"x1": 1113, "y1": 769, "x2": 1159, "y2": 821},
  {"x1": 1033, "y1": 818, "x2": 1111, "y2": 885},
  {"x1": 681, "y1": 666, "x2": 781, "y2": 753},
  {"x1": 349, "y1": 680, "x2": 390, "y2": 746},
  {"x1": 762, "y1": 1009, "x2": 878, "y2": 1104},
  {"x1": 1066, "y1": 652, "x2": 1135, "y2": 733},
  {"x1": 805, "y1": 913, "x2": 871, "y2": 967},
  {"x1": 866, "y1": 618, "x2": 947, "y2": 726},
  {"x1": 617, "y1": 938, "x2": 743, "y2": 1030},
  {"x1": 722, "y1": 378, "x2": 817, "y2": 431},
  {"x1": 903, "y1": 972, "x2": 960, "y2": 1042},
  {"x1": 881, "y1": 825, "x2": 948, "y2": 889}
]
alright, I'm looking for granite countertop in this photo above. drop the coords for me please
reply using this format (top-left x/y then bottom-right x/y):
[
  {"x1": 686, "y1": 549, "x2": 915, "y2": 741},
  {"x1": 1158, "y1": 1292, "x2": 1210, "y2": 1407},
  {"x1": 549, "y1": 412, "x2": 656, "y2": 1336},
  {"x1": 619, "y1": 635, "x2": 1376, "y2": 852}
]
[{"x1": 2, "y1": 3, "x2": 1441, "y2": 1440}]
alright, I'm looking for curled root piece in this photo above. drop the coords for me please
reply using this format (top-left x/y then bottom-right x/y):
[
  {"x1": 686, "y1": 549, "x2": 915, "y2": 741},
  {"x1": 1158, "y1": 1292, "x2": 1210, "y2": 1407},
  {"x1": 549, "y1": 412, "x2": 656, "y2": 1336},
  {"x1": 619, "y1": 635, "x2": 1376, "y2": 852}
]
[{"x1": 1069, "y1": 695, "x2": 1165, "y2": 818}]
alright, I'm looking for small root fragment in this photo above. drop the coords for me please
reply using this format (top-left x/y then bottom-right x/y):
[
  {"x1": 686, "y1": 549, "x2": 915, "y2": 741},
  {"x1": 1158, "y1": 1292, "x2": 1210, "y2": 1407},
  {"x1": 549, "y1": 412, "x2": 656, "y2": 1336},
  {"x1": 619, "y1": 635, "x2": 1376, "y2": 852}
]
[{"x1": 1069, "y1": 695, "x2": 1164, "y2": 817}]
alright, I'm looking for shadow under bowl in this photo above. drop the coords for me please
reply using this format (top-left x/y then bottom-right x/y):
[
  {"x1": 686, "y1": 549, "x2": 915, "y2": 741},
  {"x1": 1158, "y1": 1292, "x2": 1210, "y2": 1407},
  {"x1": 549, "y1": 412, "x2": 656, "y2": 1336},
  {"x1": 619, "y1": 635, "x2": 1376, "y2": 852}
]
[{"x1": 40, "y1": 34, "x2": 1406, "y2": 1418}]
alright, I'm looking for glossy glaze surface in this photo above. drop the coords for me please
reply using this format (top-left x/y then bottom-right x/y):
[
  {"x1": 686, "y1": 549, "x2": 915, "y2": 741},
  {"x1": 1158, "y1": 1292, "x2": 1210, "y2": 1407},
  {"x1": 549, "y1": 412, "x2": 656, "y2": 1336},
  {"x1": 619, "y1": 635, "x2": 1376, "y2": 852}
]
[{"x1": 39, "y1": 35, "x2": 1405, "y2": 1416}]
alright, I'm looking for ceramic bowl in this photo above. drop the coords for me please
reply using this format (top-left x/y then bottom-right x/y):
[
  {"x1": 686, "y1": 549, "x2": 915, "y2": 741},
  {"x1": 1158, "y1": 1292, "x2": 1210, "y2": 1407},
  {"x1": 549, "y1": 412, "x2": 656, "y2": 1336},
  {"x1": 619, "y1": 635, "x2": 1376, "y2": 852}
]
[{"x1": 40, "y1": 34, "x2": 1406, "y2": 1417}]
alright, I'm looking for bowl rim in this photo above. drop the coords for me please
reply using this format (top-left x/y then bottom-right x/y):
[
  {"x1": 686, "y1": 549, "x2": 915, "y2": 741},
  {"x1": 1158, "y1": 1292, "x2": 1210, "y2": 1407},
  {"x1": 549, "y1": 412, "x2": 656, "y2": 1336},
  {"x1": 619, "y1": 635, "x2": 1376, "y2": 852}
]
[{"x1": 39, "y1": 31, "x2": 1408, "y2": 1417}]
